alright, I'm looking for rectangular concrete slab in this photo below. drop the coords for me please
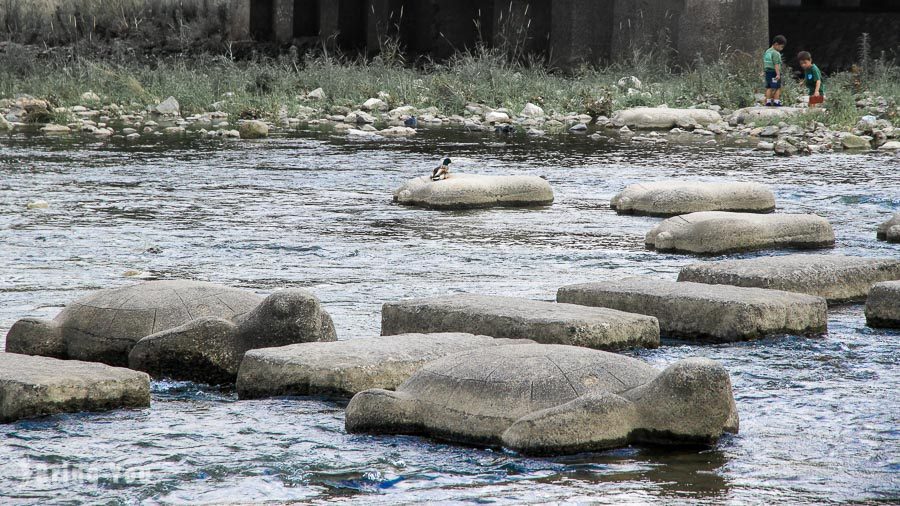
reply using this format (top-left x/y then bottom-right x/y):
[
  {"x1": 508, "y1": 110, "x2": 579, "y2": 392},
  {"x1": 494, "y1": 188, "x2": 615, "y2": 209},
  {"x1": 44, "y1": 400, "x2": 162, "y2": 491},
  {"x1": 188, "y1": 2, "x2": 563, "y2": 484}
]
[
  {"x1": 0, "y1": 353, "x2": 150, "y2": 423},
  {"x1": 557, "y1": 277, "x2": 827, "y2": 342},
  {"x1": 678, "y1": 255, "x2": 900, "y2": 303},
  {"x1": 381, "y1": 295, "x2": 660, "y2": 350},
  {"x1": 236, "y1": 333, "x2": 529, "y2": 399}
]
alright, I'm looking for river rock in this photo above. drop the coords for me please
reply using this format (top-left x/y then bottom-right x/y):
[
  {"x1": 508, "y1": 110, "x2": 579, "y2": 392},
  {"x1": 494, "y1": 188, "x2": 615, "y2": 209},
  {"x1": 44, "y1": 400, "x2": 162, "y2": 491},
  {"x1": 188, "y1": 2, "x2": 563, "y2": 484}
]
[
  {"x1": 239, "y1": 120, "x2": 269, "y2": 139},
  {"x1": 485, "y1": 111, "x2": 511, "y2": 124},
  {"x1": 887, "y1": 226, "x2": 900, "y2": 243},
  {"x1": 41, "y1": 124, "x2": 70, "y2": 134},
  {"x1": 876, "y1": 213, "x2": 900, "y2": 240},
  {"x1": 611, "y1": 181, "x2": 775, "y2": 217},
  {"x1": 393, "y1": 174, "x2": 554, "y2": 209},
  {"x1": 878, "y1": 141, "x2": 900, "y2": 150},
  {"x1": 678, "y1": 254, "x2": 900, "y2": 302},
  {"x1": 840, "y1": 133, "x2": 870, "y2": 149},
  {"x1": 128, "y1": 288, "x2": 336, "y2": 384},
  {"x1": 154, "y1": 96, "x2": 180, "y2": 116},
  {"x1": 730, "y1": 106, "x2": 803, "y2": 124},
  {"x1": 612, "y1": 107, "x2": 721, "y2": 129},
  {"x1": 865, "y1": 281, "x2": 900, "y2": 328},
  {"x1": 382, "y1": 295, "x2": 659, "y2": 350},
  {"x1": 345, "y1": 344, "x2": 738, "y2": 455},
  {"x1": 645, "y1": 212, "x2": 834, "y2": 254},
  {"x1": 236, "y1": 333, "x2": 530, "y2": 399},
  {"x1": 379, "y1": 126, "x2": 416, "y2": 137},
  {"x1": 0, "y1": 353, "x2": 150, "y2": 423},
  {"x1": 0, "y1": 116, "x2": 11, "y2": 131},
  {"x1": 557, "y1": 277, "x2": 827, "y2": 342},
  {"x1": 361, "y1": 98, "x2": 388, "y2": 111},
  {"x1": 520, "y1": 102, "x2": 545, "y2": 118}
]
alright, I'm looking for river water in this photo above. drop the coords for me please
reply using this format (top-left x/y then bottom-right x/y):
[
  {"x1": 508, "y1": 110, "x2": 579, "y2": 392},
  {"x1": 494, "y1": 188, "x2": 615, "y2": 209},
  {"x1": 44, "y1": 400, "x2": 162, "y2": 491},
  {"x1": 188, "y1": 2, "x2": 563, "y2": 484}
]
[{"x1": 0, "y1": 128, "x2": 897, "y2": 504}]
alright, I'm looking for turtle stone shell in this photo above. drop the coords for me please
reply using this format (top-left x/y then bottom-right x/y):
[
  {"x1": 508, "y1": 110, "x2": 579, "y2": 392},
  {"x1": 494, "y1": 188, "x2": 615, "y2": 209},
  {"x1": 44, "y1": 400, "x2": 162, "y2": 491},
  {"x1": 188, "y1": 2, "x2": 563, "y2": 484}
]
[
  {"x1": 399, "y1": 343, "x2": 659, "y2": 422},
  {"x1": 54, "y1": 280, "x2": 263, "y2": 344}
]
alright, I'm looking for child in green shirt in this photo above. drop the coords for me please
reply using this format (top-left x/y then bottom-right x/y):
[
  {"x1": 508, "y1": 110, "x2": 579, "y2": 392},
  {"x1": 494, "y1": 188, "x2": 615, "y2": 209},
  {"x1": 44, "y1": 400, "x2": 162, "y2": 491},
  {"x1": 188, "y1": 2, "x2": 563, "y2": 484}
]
[
  {"x1": 764, "y1": 35, "x2": 787, "y2": 107},
  {"x1": 797, "y1": 51, "x2": 825, "y2": 107}
]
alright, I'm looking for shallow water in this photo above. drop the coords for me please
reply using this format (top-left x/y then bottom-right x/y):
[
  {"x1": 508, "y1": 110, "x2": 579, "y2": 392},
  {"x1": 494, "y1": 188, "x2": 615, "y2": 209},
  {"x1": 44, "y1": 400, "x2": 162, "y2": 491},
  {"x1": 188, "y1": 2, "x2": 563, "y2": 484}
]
[{"x1": 0, "y1": 128, "x2": 898, "y2": 505}]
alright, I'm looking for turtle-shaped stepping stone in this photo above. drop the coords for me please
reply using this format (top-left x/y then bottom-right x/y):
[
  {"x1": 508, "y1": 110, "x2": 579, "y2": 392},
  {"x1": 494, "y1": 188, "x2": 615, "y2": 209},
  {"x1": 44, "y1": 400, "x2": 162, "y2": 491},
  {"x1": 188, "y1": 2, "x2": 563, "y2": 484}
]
[
  {"x1": 346, "y1": 343, "x2": 738, "y2": 456},
  {"x1": 6, "y1": 280, "x2": 337, "y2": 383}
]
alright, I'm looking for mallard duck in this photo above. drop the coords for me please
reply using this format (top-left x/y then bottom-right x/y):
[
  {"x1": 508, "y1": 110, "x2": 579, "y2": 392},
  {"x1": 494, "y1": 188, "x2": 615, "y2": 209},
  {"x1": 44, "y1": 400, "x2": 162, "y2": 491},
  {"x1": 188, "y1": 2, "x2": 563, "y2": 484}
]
[{"x1": 431, "y1": 158, "x2": 451, "y2": 181}]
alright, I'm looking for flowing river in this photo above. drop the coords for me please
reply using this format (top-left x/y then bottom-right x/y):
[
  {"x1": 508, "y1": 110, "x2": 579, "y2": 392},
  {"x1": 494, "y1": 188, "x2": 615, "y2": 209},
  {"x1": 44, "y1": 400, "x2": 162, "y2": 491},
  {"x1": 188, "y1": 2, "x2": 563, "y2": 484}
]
[{"x1": 0, "y1": 128, "x2": 897, "y2": 504}]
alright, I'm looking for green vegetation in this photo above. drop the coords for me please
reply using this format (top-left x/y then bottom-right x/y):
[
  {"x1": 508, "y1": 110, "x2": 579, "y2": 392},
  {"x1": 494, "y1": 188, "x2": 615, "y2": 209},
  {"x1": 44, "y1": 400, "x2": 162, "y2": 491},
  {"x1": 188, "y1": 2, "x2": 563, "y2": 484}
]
[{"x1": 1, "y1": 2, "x2": 897, "y2": 130}]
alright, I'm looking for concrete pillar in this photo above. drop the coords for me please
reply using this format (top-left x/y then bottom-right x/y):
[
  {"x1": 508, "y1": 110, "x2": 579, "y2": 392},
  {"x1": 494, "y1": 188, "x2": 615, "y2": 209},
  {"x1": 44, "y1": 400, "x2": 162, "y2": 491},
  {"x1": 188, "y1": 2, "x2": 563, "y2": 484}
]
[
  {"x1": 273, "y1": 0, "x2": 295, "y2": 44},
  {"x1": 678, "y1": 0, "x2": 769, "y2": 63},
  {"x1": 550, "y1": 0, "x2": 615, "y2": 68},
  {"x1": 228, "y1": 0, "x2": 252, "y2": 40},
  {"x1": 611, "y1": 0, "x2": 682, "y2": 62}
]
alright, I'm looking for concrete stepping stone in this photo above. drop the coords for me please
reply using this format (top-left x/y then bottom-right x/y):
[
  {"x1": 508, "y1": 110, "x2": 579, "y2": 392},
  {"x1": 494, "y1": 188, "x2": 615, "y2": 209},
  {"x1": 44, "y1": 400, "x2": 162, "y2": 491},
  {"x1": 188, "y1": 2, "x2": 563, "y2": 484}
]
[
  {"x1": 865, "y1": 281, "x2": 900, "y2": 328},
  {"x1": 611, "y1": 181, "x2": 775, "y2": 216},
  {"x1": 612, "y1": 107, "x2": 721, "y2": 129},
  {"x1": 236, "y1": 333, "x2": 529, "y2": 399},
  {"x1": 557, "y1": 277, "x2": 827, "y2": 342},
  {"x1": 393, "y1": 174, "x2": 554, "y2": 209},
  {"x1": 346, "y1": 344, "x2": 738, "y2": 456},
  {"x1": 0, "y1": 353, "x2": 150, "y2": 423},
  {"x1": 678, "y1": 254, "x2": 900, "y2": 302},
  {"x1": 645, "y1": 211, "x2": 834, "y2": 254},
  {"x1": 381, "y1": 295, "x2": 660, "y2": 350}
]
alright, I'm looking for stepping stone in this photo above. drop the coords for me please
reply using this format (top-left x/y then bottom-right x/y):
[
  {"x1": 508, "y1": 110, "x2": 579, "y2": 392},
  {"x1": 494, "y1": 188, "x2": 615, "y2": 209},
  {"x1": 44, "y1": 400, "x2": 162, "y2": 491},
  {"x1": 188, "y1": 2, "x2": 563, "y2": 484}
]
[
  {"x1": 645, "y1": 211, "x2": 834, "y2": 254},
  {"x1": 611, "y1": 181, "x2": 775, "y2": 216},
  {"x1": 236, "y1": 333, "x2": 529, "y2": 399},
  {"x1": 612, "y1": 107, "x2": 721, "y2": 129},
  {"x1": 678, "y1": 254, "x2": 900, "y2": 303},
  {"x1": 346, "y1": 344, "x2": 739, "y2": 456},
  {"x1": 0, "y1": 353, "x2": 150, "y2": 423},
  {"x1": 557, "y1": 277, "x2": 827, "y2": 342},
  {"x1": 381, "y1": 295, "x2": 660, "y2": 350},
  {"x1": 393, "y1": 174, "x2": 554, "y2": 209},
  {"x1": 877, "y1": 212, "x2": 900, "y2": 242},
  {"x1": 865, "y1": 281, "x2": 900, "y2": 328}
]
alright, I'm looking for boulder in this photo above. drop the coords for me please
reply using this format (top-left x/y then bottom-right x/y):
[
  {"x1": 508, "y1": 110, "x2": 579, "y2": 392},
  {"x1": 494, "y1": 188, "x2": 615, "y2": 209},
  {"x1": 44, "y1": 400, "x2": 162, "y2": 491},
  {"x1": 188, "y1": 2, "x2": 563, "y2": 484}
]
[
  {"x1": 730, "y1": 106, "x2": 804, "y2": 124},
  {"x1": 678, "y1": 254, "x2": 900, "y2": 302},
  {"x1": 611, "y1": 181, "x2": 775, "y2": 217},
  {"x1": 361, "y1": 98, "x2": 388, "y2": 111},
  {"x1": 612, "y1": 107, "x2": 721, "y2": 129},
  {"x1": 128, "y1": 288, "x2": 336, "y2": 384},
  {"x1": 0, "y1": 353, "x2": 149, "y2": 423},
  {"x1": 645, "y1": 212, "x2": 834, "y2": 254},
  {"x1": 236, "y1": 333, "x2": 529, "y2": 399},
  {"x1": 887, "y1": 226, "x2": 900, "y2": 243},
  {"x1": 877, "y1": 213, "x2": 900, "y2": 240},
  {"x1": 393, "y1": 174, "x2": 554, "y2": 209},
  {"x1": 306, "y1": 88, "x2": 325, "y2": 100},
  {"x1": 81, "y1": 91, "x2": 100, "y2": 102},
  {"x1": 346, "y1": 344, "x2": 738, "y2": 455},
  {"x1": 0, "y1": 116, "x2": 13, "y2": 131},
  {"x1": 154, "y1": 96, "x2": 180, "y2": 116},
  {"x1": 520, "y1": 102, "x2": 545, "y2": 118},
  {"x1": 865, "y1": 281, "x2": 900, "y2": 328},
  {"x1": 485, "y1": 111, "x2": 511, "y2": 124},
  {"x1": 382, "y1": 295, "x2": 659, "y2": 351},
  {"x1": 840, "y1": 133, "x2": 870, "y2": 150},
  {"x1": 239, "y1": 120, "x2": 269, "y2": 139},
  {"x1": 379, "y1": 126, "x2": 416, "y2": 137},
  {"x1": 878, "y1": 141, "x2": 900, "y2": 150},
  {"x1": 557, "y1": 277, "x2": 827, "y2": 342}
]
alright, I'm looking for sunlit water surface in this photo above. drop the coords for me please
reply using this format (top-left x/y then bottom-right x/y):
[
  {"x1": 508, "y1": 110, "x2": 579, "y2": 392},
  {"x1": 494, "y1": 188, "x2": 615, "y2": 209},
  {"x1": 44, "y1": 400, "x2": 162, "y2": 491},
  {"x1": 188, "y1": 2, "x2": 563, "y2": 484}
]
[{"x1": 0, "y1": 129, "x2": 898, "y2": 505}]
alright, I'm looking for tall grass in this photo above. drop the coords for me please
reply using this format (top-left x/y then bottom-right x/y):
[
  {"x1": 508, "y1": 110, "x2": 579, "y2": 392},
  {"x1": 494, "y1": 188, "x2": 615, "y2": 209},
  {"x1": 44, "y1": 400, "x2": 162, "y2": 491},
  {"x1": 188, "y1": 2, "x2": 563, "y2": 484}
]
[{"x1": 1, "y1": 2, "x2": 896, "y2": 129}]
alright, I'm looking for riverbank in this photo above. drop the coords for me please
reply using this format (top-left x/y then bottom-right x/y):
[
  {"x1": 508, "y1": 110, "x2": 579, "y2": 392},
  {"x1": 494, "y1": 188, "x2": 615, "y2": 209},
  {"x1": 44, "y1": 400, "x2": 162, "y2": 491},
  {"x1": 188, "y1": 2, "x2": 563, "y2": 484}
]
[{"x1": 2, "y1": 45, "x2": 899, "y2": 155}]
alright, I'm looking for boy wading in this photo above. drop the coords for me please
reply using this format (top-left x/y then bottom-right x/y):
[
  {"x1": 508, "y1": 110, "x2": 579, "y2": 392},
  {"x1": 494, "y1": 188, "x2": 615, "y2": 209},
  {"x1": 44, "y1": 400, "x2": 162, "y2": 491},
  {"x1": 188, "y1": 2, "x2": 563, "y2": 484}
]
[{"x1": 764, "y1": 35, "x2": 786, "y2": 107}]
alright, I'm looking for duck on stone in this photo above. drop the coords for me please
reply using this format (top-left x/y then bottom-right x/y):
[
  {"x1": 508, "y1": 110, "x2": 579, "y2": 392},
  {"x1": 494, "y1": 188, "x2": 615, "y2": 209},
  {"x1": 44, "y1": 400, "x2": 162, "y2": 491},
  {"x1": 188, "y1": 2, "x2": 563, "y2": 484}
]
[{"x1": 431, "y1": 158, "x2": 451, "y2": 181}]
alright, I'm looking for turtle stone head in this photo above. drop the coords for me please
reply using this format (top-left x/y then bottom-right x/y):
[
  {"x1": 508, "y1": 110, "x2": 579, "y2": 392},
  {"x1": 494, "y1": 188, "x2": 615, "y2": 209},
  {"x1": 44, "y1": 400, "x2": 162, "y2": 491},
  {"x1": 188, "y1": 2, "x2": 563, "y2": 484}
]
[
  {"x1": 236, "y1": 289, "x2": 337, "y2": 350},
  {"x1": 443, "y1": 158, "x2": 451, "y2": 166}
]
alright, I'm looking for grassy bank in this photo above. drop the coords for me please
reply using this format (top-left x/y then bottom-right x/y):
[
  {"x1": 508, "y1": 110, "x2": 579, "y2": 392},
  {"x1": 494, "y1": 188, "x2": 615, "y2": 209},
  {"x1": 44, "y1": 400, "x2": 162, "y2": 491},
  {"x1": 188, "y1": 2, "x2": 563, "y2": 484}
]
[{"x1": 1, "y1": 43, "x2": 898, "y2": 130}]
